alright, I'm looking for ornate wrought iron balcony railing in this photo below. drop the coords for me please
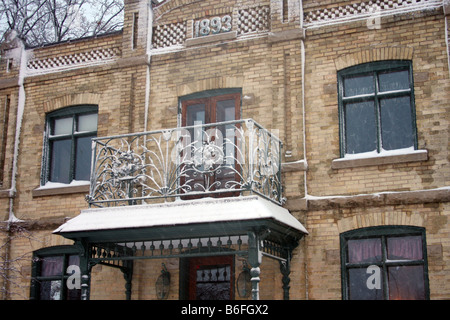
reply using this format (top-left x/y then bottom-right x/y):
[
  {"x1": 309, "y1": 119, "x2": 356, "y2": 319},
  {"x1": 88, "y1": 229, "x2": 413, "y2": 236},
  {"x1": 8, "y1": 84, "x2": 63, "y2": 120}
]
[{"x1": 86, "y1": 119, "x2": 284, "y2": 207}]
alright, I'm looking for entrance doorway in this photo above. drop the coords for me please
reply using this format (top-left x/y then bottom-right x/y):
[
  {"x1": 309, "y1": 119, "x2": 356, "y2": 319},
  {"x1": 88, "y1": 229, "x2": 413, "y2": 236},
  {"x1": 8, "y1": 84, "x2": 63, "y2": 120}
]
[
  {"x1": 180, "y1": 91, "x2": 241, "y2": 197},
  {"x1": 188, "y1": 255, "x2": 234, "y2": 300}
]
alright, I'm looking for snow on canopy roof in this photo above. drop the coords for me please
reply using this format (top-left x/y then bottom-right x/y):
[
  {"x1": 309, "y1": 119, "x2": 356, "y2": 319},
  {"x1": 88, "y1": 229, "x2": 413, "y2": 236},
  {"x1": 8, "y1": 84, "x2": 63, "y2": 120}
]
[{"x1": 54, "y1": 195, "x2": 308, "y2": 236}]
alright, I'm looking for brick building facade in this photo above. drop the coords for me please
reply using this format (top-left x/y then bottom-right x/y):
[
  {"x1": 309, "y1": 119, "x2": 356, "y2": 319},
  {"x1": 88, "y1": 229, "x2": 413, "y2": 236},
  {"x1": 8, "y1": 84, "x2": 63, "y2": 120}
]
[{"x1": 0, "y1": 0, "x2": 449, "y2": 300}]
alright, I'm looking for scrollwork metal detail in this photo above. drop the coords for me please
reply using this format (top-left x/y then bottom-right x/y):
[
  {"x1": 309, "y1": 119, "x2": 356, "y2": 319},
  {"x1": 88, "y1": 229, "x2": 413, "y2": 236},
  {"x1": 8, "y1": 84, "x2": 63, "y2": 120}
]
[{"x1": 88, "y1": 119, "x2": 283, "y2": 207}]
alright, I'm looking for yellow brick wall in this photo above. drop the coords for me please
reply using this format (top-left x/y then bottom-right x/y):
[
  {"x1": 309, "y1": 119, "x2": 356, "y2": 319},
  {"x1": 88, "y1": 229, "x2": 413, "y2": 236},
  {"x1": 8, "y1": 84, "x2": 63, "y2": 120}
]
[
  {"x1": 0, "y1": 0, "x2": 449, "y2": 300},
  {"x1": 300, "y1": 6, "x2": 450, "y2": 300},
  {"x1": 301, "y1": 202, "x2": 450, "y2": 300},
  {"x1": 0, "y1": 227, "x2": 8, "y2": 299},
  {"x1": 2, "y1": 229, "x2": 73, "y2": 299},
  {"x1": 15, "y1": 71, "x2": 136, "y2": 222},
  {"x1": 304, "y1": 12, "x2": 450, "y2": 197},
  {"x1": 0, "y1": 27, "x2": 150, "y2": 299}
]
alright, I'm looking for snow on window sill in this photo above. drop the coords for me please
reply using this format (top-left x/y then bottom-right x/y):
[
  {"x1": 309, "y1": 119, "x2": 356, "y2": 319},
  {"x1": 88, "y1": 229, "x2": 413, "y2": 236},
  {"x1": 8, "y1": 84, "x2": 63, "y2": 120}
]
[
  {"x1": 32, "y1": 180, "x2": 90, "y2": 197},
  {"x1": 331, "y1": 148, "x2": 428, "y2": 169}
]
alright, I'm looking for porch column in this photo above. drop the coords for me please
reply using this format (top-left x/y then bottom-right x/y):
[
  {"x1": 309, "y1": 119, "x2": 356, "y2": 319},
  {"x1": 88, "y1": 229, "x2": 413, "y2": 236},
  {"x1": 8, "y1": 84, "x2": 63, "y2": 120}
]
[
  {"x1": 122, "y1": 260, "x2": 133, "y2": 300},
  {"x1": 279, "y1": 244, "x2": 296, "y2": 300},
  {"x1": 76, "y1": 240, "x2": 92, "y2": 300},
  {"x1": 248, "y1": 231, "x2": 262, "y2": 300},
  {"x1": 279, "y1": 258, "x2": 291, "y2": 300},
  {"x1": 81, "y1": 274, "x2": 90, "y2": 300}
]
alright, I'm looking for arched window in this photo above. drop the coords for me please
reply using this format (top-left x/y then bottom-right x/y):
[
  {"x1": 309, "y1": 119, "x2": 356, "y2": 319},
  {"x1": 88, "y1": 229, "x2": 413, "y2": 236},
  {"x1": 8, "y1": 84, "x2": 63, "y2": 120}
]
[
  {"x1": 30, "y1": 245, "x2": 82, "y2": 300},
  {"x1": 41, "y1": 105, "x2": 98, "y2": 185},
  {"x1": 340, "y1": 226, "x2": 429, "y2": 300}
]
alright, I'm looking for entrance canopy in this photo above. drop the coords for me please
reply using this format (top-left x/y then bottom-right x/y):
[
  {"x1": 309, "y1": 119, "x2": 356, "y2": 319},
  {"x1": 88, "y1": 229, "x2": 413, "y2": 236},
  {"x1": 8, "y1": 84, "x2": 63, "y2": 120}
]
[
  {"x1": 54, "y1": 195, "x2": 307, "y2": 243},
  {"x1": 54, "y1": 195, "x2": 308, "y2": 300}
]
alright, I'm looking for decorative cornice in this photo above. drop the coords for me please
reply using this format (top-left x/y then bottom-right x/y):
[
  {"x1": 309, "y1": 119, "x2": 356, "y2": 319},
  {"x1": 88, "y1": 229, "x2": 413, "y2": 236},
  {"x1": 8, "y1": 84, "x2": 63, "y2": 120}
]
[
  {"x1": 26, "y1": 47, "x2": 121, "y2": 76},
  {"x1": 304, "y1": 0, "x2": 443, "y2": 28}
]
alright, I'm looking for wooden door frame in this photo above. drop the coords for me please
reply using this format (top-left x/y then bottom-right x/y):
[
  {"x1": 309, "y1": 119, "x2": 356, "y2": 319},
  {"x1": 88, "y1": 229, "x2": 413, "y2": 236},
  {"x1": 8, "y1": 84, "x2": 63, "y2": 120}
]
[{"x1": 181, "y1": 92, "x2": 241, "y2": 126}]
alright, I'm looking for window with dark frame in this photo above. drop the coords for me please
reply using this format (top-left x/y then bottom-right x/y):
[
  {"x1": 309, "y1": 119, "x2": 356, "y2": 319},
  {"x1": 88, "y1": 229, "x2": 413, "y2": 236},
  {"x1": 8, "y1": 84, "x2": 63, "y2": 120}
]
[
  {"x1": 30, "y1": 246, "x2": 81, "y2": 300},
  {"x1": 337, "y1": 61, "x2": 417, "y2": 157},
  {"x1": 340, "y1": 226, "x2": 429, "y2": 300},
  {"x1": 42, "y1": 105, "x2": 98, "y2": 185}
]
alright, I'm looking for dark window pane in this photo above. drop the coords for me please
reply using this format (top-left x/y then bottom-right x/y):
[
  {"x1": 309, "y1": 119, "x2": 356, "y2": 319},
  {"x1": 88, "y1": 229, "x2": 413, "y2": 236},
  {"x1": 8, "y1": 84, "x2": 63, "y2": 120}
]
[
  {"x1": 387, "y1": 236, "x2": 423, "y2": 260},
  {"x1": 67, "y1": 288, "x2": 82, "y2": 300},
  {"x1": 216, "y1": 99, "x2": 236, "y2": 176},
  {"x1": 344, "y1": 101, "x2": 377, "y2": 154},
  {"x1": 216, "y1": 99, "x2": 235, "y2": 123},
  {"x1": 344, "y1": 74, "x2": 374, "y2": 97},
  {"x1": 75, "y1": 136, "x2": 94, "y2": 180},
  {"x1": 347, "y1": 238, "x2": 382, "y2": 263},
  {"x1": 348, "y1": 268, "x2": 384, "y2": 300},
  {"x1": 40, "y1": 280, "x2": 62, "y2": 300},
  {"x1": 186, "y1": 103, "x2": 206, "y2": 126},
  {"x1": 379, "y1": 70, "x2": 409, "y2": 92},
  {"x1": 50, "y1": 139, "x2": 72, "y2": 183},
  {"x1": 41, "y1": 256, "x2": 64, "y2": 276},
  {"x1": 196, "y1": 282, "x2": 230, "y2": 300},
  {"x1": 196, "y1": 265, "x2": 231, "y2": 300},
  {"x1": 187, "y1": 103, "x2": 206, "y2": 161},
  {"x1": 185, "y1": 103, "x2": 206, "y2": 191},
  {"x1": 68, "y1": 255, "x2": 80, "y2": 266},
  {"x1": 388, "y1": 265, "x2": 425, "y2": 300},
  {"x1": 380, "y1": 96, "x2": 414, "y2": 150}
]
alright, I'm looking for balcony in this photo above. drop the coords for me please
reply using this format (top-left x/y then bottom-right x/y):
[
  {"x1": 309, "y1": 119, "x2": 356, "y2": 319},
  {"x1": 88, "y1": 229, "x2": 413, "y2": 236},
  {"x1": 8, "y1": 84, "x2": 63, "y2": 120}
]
[
  {"x1": 55, "y1": 119, "x2": 307, "y2": 300},
  {"x1": 86, "y1": 119, "x2": 284, "y2": 207}
]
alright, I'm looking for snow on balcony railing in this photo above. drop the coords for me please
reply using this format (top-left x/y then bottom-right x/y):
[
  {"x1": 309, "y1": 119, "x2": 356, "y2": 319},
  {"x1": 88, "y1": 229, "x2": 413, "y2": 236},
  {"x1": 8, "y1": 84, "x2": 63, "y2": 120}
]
[{"x1": 86, "y1": 119, "x2": 284, "y2": 207}]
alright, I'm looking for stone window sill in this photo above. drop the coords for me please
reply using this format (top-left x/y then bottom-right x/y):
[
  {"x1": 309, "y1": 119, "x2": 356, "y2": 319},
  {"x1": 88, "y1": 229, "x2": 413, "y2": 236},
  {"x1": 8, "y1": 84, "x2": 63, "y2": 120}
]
[
  {"x1": 331, "y1": 149, "x2": 428, "y2": 169},
  {"x1": 32, "y1": 182, "x2": 90, "y2": 197}
]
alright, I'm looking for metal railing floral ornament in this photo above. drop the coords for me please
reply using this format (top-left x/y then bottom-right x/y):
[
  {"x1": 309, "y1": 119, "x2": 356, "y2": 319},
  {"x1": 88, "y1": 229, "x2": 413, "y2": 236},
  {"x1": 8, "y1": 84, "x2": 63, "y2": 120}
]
[{"x1": 86, "y1": 119, "x2": 284, "y2": 207}]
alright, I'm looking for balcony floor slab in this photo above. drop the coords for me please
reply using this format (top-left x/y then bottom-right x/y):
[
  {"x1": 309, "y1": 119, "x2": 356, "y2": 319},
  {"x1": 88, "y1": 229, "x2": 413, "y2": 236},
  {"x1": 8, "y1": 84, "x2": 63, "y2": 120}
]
[{"x1": 53, "y1": 195, "x2": 308, "y2": 244}]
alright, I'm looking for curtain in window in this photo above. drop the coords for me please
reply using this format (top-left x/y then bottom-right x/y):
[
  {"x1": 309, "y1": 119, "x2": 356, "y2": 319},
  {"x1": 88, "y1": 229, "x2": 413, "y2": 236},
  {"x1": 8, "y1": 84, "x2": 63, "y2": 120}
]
[
  {"x1": 348, "y1": 235, "x2": 422, "y2": 263},
  {"x1": 347, "y1": 235, "x2": 425, "y2": 300},
  {"x1": 41, "y1": 256, "x2": 63, "y2": 276},
  {"x1": 40, "y1": 256, "x2": 64, "y2": 300},
  {"x1": 388, "y1": 265, "x2": 425, "y2": 300},
  {"x1": 387, "y1": 236, "x2": 422, "y2": 260},
  {"x1": 348, "y1": 238, "x2": 382, "y2": 263}
]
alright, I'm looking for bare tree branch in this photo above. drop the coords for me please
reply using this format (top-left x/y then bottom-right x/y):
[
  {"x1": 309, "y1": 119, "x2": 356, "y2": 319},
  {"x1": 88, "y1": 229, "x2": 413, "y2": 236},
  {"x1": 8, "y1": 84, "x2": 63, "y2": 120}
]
[
  {"x1": 1, "y1": 223, "x2": 43, "y2": 299},
  {"x1": 0, "y1": 0, "x2": 124, "y2": 47}
]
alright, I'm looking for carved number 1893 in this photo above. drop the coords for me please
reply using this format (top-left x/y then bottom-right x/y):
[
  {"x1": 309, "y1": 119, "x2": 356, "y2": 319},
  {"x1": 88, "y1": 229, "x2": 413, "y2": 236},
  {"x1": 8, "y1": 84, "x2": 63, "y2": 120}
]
[{"x1": 194, "y1": 15, "x2": 232, "y2": 37}]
